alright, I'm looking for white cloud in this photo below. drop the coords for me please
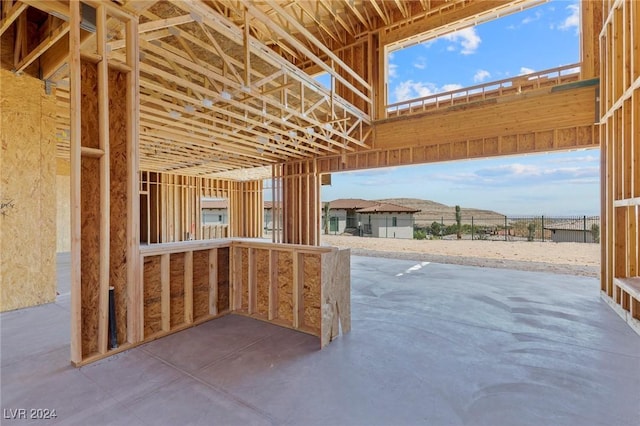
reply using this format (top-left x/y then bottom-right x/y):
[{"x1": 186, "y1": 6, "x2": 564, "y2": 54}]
[
  {"x1": 393, "y1": 80, "x2": 435, "y2": 102},
  {"x1": 413, "y1": 57, "x2": 426, "y2": 70},
  {"x1": 519, "y1": 67, "x2": 535, "y2": 75},
  {"x1": 442, "y1": 27, "x2": 481, "y2": 55},
  {"x1": 389, "y1": 62, "x2": 398, "y2": 79},
  {"x1": 558, "y1": 2, "x2": 580, "y2": 34},
  {"x1": 522, "y1": 11, "x2": 542, "y2": 25},
  {"x1": 392, "y1": 80, "x2": 462, "y2": 103},
  {"x1": 473, "y1": 69, "x2": 491, "y2": 83},
  {"x1": 441, "y1": 84, "x2": 463, "y2": 92}
]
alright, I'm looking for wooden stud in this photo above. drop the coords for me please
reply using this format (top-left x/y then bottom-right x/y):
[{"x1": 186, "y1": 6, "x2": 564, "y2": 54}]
[
  {"x1": 268, "y1": 249, "x2": 278, "y2": 320},
  {"x1": 126, "y1": 16, "x2": 143, "y2": 344},
  {"x1": 184, "y1": 250, "x2": 193, "y2": 324},
  {"x1": 96, "y1": 5, "x2": 110, "y2": 355},
  {"x1": 160, "y1": 253, "x2": 170, "y2": 332},
  {"x1": 69, "y1": 0, "x2": 82, "y2": 365},
  {"x1": 292, "y1": 252, "x2": 304, "y2": 328},
  {"x1": 248, "y1": 248, "x2": 256, "y2": 314},
  {"x1": 209, "y1": 248, "x2": 218, "y2": 316}
]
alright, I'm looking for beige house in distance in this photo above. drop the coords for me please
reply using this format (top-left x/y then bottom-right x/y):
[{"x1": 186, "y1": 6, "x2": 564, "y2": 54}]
[{"x1": 324, "y1": 199, "x2": 420, "y2": 239}]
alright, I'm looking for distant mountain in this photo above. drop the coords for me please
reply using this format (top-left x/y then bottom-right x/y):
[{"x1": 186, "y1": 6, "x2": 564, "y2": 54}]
[{"x1": 376, "y1": 198, "x2": 505, "y2": 226}]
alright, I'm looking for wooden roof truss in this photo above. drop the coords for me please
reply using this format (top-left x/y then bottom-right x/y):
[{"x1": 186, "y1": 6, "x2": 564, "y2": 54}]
[{"x1": 2, "y1": 0, "x2": 543, "y2": 178}]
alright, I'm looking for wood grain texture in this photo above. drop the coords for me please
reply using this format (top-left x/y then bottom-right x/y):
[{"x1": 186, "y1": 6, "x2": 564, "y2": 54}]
[
  {"x1": 302, "y1": 253, "x2": 322, "y2": 333},
  {"x1": 143, "y1": 256, "x2": 162, "y2": 337},
  {"x1": 109, "y1": 69, "x2": 128, "y2": 345},
  {"x1": 276, "y1": 250, "x2": 293, "y2": 323},
  {"x1": 255, "y1": 249, "x2": 270, "y2": 316},
  {"x1": 192, "y1": 249, "x2": 210, "y2": 321},
  {"x1": 217, "y1": 247, "x2": 230, "y2": 313},
  {"x1": 0, "y1": 70, "x2": 57, "y2": 312},
  {"x1": 169, "y1": 252, "x2": 185, "y2": 328}
]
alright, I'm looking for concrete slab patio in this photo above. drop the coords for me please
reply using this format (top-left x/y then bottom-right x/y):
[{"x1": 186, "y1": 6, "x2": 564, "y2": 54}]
[{"x1": 2, "y1": 255, "x2": 639, "y2": 425}]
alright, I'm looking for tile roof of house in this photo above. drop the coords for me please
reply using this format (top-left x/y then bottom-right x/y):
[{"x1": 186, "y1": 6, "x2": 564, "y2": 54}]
[
  {"x1": 327, "y1": 198, "x2": 379, "y2": 209},
  {"x1": 356, "y1": 203, "x2": 420, "y2": 214},
  {"x1": 263, "y1": 201, "x2": 282, "y2": 209},
  {"x1": 201, "y1": 199, "x2": 228, "y2": 209}
]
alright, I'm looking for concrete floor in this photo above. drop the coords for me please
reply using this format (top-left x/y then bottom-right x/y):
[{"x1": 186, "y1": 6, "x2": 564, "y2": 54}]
[{"x1": 1, "y1": 254, "x2": 639, "y2": 425}]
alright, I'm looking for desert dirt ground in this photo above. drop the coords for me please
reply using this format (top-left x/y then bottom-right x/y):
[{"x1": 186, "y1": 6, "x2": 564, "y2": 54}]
[{"x1": 321, "y1": 235, "x2": 601, "y2": 277}]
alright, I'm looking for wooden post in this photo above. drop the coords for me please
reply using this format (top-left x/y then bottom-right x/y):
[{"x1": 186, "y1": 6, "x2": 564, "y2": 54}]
[
  {"x1": 209, "y1": 248, "x2": 218, "y2": 315},
  {"x1": 184, "y1": 250, "x2": 193, "y2": 324},
  {"x1": 69, "y1": 0, "x2": 82, "y2": 365},
  {"x1": 161, "y1": 253, "x2": 170, "y2": 332},
  {"x1": 126, "y1": 14, "x2": 142, "y2": 344},
  {"x1": 96, "y1": 4, "x2": 110, "y2": 355}
]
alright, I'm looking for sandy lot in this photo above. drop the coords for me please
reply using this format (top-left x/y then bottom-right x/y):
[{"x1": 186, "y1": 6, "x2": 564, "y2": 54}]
[{"x1": 321, "y1": 235, "x2": 601, "y2": 277}]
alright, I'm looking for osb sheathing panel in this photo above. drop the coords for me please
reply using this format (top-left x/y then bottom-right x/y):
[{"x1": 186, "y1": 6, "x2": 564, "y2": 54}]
[
  {"x1": 255, "y1": 249, "x2": 270, "y2": 316},
  {"x1": 277, "y1": 251, "x2": 293, "y2": 323},
  {"x1": 108, "y1": 69, "x2": 129, "y2": 345},
  {"x1": 192, "y1": 250, "x2": 210, "y2": 321},
  {"x1": 143, "y1": 256, "x2": 162, "y2": 337},
  {"x1": 217, "y1": 247, "x2": 230, "y2": 312},
  {"x1": 302, "y1": 253, "x2": 321, "y2": 333},
  {"x1": 80, "y1": 154, "x2": 100, "y2": 357},
  {"x1": 321, "y1": 249, "x2": 351, "y2": 347},
  {"x1": 170, "y1": 253, "x2": 185, "y2": 328},
  {"x1": 0, "y1": 69, "x2": 57, "y2": 312},
  {"x1": 80, "y1": 62, "x2": 101, "y2": 357}
]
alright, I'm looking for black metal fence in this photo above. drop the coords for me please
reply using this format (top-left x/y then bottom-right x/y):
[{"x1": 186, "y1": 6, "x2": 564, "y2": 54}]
[{"x1": 414, "y1": 215, "x2": 600, "y2": 243}]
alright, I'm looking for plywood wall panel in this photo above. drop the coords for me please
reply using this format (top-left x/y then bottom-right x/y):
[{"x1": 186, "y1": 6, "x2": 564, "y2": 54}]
[
  {"x1": 302, "y1": 253, "x2": 321, "y2": 333},
  {"x1": 79, "y1": 61, "x2": 101, "y2": 357},
  {"x1": 192, "y1": 249, "x2": 210, "y2": 321},
  {"x1": 277, "y1": 250, "x2": 294, "y2": 323},
  {"x1": 109, "y1": 69, "x2": 129, "y2": 345},
  {"x1": 255, "y1": 249, "x2": 270, "y2": 316},
  {"x1": 0, "y1": 70, "x2": 57, "y2": 312},
  {"x1": 217, "y1": 247, "x2": 230, "y2": 313},
  {"x1": 80, "y1": 156, "x2": 100, "y2": 357},
  {"x1": 143, "y1": 256, "x2": 162, "y2": 337}
]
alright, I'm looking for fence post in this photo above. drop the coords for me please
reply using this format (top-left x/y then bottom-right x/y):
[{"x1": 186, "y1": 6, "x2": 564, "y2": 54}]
[
  {"x1": 504, "y1": 216, "x2": 508, "y2": 241},
  {"x1": 542, "y1": 216, "x2": 544, "y2": 242},
  {"x1": 471, "y1": 216, "x2": 474, "y2": 240},
  {"x1": 583, "y1": 215, "x2": 587, "y2": 243}
]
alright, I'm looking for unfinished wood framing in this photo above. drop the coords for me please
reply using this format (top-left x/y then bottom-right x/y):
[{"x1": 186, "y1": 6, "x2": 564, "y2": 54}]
[
  {"x1": 278, "y1": 160, "x2": 321, "y2": 245},
  {"x1": 68, "y1": 1, "x2": 140, "y2": 364},
  {"x1": 3, "y1": 0, "x2": 640, "y2": 365},
  {"x1": 69, "y1": 238, "x2": 349, "y2": 366},
  {"x1": 599, "y1": 0, "x2": 640, "y2": 335},
  {"x1": 0, "y1": 69, "x2": 56, "y2": 312},
  {"x1": 139, "y1": 171, "x2": 263, "y2": 243}
]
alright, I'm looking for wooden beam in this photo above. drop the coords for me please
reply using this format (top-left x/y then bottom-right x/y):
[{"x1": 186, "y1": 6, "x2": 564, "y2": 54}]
[
  {"x1": 68, "y1": 0, "x2": 82, "y2": 366},
  {"x1": 209, "y1": 248, "x2": 218, "y2": 315},
  {"x1": 15, "y1": 21, "x2": 70, "y2": 72},
  {"x1": 126, "y1": 16, "x2": 142, "y2": 344},
  {"x1": 96, "y1": 4, "x2": 110, "y2": 355},
  {"x1": 243, "y1": 0, "x2": 372, "y2": 104},
  {"x1": 161, "y1": 253, "x2": 170, "y2": 331},
  {"x1": 184, "y1": 250, "x2": 193, "y2": 324},
  {"x1": 0, "y1": 1, "x2": 27, "y2": 37}
]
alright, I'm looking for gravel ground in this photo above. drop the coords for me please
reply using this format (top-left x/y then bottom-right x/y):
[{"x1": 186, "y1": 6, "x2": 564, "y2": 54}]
[{"x1": 321, "y1": 235, "x2": 600, "y2": 278}]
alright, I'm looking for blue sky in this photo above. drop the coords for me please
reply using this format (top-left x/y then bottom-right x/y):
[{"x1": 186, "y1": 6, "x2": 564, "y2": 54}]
[{"x1": 320, "y1": 0, "x2": 600, "y2": 216}]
